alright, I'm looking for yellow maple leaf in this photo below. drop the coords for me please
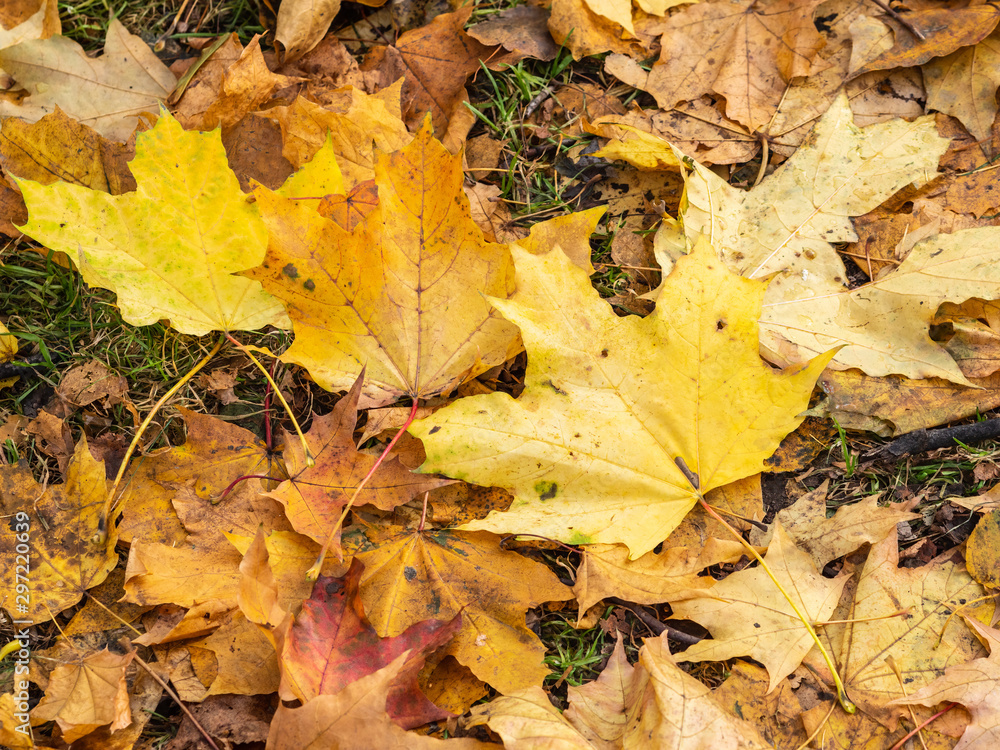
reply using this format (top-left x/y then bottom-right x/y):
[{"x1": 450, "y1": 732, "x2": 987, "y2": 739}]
[
  {"x1": 15, "y1": 110, "x2": 289, "y2": 336},
  {"x1": 246, "y1": 119, "x2": 521, "y2": 405},
  {"x1": 411, "y1": 237, "x2": 834, "y2": 558}
]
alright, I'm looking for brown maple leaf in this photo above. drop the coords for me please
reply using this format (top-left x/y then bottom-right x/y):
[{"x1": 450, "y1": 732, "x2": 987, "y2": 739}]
[{"x1": 265, "y1": 373, "x2": 452, "y2": 552}]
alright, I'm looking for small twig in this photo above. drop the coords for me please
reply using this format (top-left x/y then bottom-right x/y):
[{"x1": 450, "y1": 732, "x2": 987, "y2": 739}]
[
  {"x1": 133, "y1": 654, "x2": 221, "y2": 750},
  {"x1": 606, "y1": 597, "x2": 705, "y2": 646},
  {"x1": 869, "y1": 0, "x2": 926, "y2": 40},
  {"x1": 524, "y1": 85, "x2": 555, "y2": 119},
  {"x1": 867, "y1": 418, "x2": 1000, "y2": 459}
]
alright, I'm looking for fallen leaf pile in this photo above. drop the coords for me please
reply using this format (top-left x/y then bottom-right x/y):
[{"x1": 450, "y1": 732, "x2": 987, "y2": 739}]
[{"x1": 2, "y1": 1, "x2": 1000, "y2": 748}]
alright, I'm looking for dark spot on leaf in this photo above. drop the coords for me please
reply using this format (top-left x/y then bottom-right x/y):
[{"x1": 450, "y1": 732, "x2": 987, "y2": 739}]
[
  {"x1": 429, "y1": 426, "x2": 441, "y2": 434},
  {"x1": 815, "y1": 12, "x2": 836, "y2": 32},
  {"x1": 717, "y1": 319, "x2": 726, "y2": 331},
  {"x1": 426, "y1": 592, "x2": 441, "y2": 614},
  {"x1": 403, "y1": 566, "x2": 417, "y2": 581},
  {"x1": 544, "y1": 379, "x2": 567, "y2": 395},
  {"x1": 535, "y1": 480, "x2": 558, "y2": 501},
  {"x1": 753, "y1": 622, "x2": 761, "y2": 628},
  {"x1": 282, "y1": 263, "x2": 299, "y2": 279},
  {"x1": 304, "y1": 279, "x2": 316, "y2": 291},
  {"x1": 601, "y1": 348, "x2": 609, "y2": 358}
]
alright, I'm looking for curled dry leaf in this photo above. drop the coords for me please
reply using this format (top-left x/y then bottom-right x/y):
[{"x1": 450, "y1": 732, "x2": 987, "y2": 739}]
[
  {"x1": 924, "y1": 27, "x2": 1000, "y2": 143},
  {"x1": 31, "y1": 647, "x2": 133, "y2": 744},
  {"x1": 276, "y1": 0, "x2": 343, "y2": 64},
  {"x1": 849, "y1": 7, "x2": 1000, "y2": 78},
  {"x1": 749, "y1": 480, "x2": 919, "y2": 568}
]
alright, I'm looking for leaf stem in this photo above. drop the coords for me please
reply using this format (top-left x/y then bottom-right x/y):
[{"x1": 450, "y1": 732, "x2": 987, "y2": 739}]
[
  {"x1": 224, "y1": 333, "x2": 314, "y2": 467},
  {"x1": 696, "y1": 493, "x2": 856, "y2": 714},
  {"x1": 306, "y1": 397, "x2": 420, "y2": 580},
  {"x1": 98, "y1": 334, "x2": 224, "y2": 542},
  {"x1": 889, "y1": 704, "x2": 956, "y2": 750}
]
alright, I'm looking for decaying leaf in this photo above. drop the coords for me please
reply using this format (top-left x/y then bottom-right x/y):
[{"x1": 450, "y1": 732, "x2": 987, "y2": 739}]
[
  {"x1": 890, "y1": 618, "x2": 1000, "y2": 750},
  {"x1": 413, "y1": 238, "x2": 832, "y2": 557},
  {"x1": 360, "y1": 7, "x2": 494, "y2": 131},
  {"x1": 827, "y1": 531, "x2": 992, "y2": 724},
  {"x1": 0, "y1": 437, "x2": 117, "y2": 623},
  {"x1": 850, "y1": 7, "x2": 1000, "y2": 78}
]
